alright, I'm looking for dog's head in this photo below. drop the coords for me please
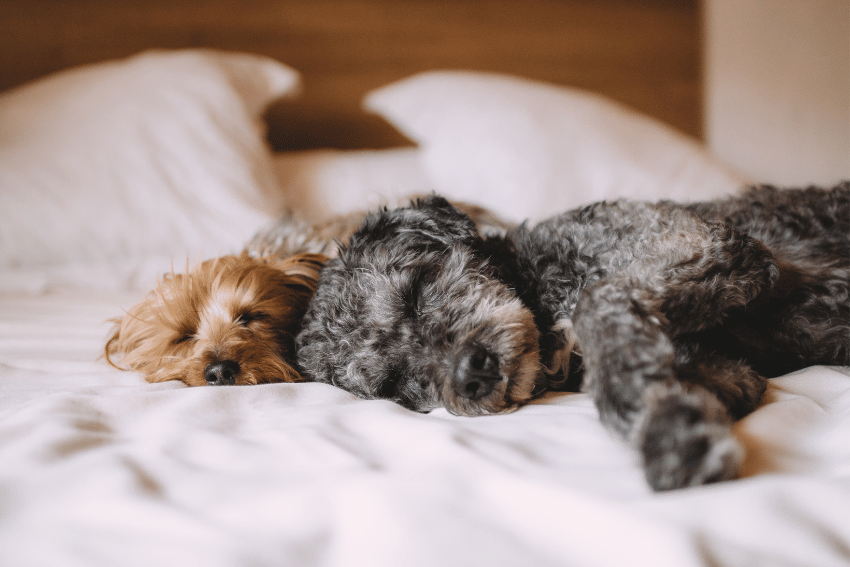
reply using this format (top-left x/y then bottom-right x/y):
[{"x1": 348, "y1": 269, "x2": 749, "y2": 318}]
[
  {"x1": 105, "y1": 253, "x2": 326, "y2": 386},
  {"x1": 296, "y1": 196, "x2": 542, "y2": 416}
]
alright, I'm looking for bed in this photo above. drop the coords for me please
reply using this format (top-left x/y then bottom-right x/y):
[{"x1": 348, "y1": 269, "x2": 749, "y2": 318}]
[{"x1": 1, "y1": 2, "x2": 849, "y2": 566}]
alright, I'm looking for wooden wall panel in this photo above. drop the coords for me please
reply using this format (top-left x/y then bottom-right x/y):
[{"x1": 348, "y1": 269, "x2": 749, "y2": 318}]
[{"x1": 0, "y1": 0, "x2": 703, "y2": 149}]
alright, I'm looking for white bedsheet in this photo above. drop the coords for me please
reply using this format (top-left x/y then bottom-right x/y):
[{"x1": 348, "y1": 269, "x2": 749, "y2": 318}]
[{"x1": 1, "y1": 287, "x2": 848, "y2": 567}]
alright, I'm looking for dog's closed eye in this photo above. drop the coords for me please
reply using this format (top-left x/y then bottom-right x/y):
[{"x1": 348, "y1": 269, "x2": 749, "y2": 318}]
[
  {"x1": 400, "y1": 283, "x2": 421, "y2": 318},
  {"x1": 398, "y1": 267, "x2": 438, "y2": 318},
  {"x1": 236, "y1": 311, "x2": 267, "y2": 326},
  {"x1": 377, "y1": 368, "x2": 402, "y2": 398},
  {"x1": 173, "y1": 333, "x2": 195, "y2": 345}
]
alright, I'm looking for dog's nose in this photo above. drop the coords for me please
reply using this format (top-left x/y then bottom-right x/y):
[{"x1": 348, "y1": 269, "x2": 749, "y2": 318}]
[
  {"x1": 453, "y1": 347, "x2": 501, "y2": 400},
  {"x1": 204, "y1": 360, "x2": 240, "y2": 385}
]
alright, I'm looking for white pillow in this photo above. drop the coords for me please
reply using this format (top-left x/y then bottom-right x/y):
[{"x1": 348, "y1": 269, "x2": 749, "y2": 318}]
[
  {"x1": 365, "y1": 71, "x2": 749, "y2": 223},
  {"x1": 0, "y1": 49, "x2": 298, "y2": 269},
  {"x1": 272, "y1": 148, "x2": 433, "y2": 221}
]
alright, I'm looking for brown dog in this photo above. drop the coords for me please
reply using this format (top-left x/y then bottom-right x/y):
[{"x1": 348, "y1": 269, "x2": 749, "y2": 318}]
[{"x1": 105, "y1": 253, "x2": 326, "y2": 386}]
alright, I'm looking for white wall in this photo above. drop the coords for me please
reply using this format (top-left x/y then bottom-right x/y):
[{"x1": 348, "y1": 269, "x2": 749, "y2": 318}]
[{"x1": 704, "y1": 0, "x2": 849, "y2": 186}]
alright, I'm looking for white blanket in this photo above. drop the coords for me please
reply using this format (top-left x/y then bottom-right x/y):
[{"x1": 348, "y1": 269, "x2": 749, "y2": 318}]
[{"x1": 1, "y1": 287, "x2": 848, "y2": 567}]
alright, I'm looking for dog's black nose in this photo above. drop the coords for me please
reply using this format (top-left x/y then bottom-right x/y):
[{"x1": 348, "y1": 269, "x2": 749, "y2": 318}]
[
  {"x1": 453, "y1": 347, "x2": 501, "y2": 400},
  {"x1": 204, "y1": 360, "x2": 240, "y2": 385}
]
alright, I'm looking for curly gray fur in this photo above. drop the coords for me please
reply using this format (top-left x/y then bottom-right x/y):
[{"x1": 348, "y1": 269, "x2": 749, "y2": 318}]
[
  {"x1": 246, "y1": 198, "x2": 516, "y2": 260},
  {"x1": 296, "y1": 183, "x2": 850, "y2": 491}
]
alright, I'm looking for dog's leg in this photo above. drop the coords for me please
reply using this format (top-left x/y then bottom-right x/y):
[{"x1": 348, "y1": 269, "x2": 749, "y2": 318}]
[
  {"x1": 656, "y1": 222, "x2": 780, "y2": 335},
  {"x1": 573, "y1": 280, "x2": 754, "y2": 491},
  {"x1": 522, "y1": 202, "x2": 785, "y2": 489},
  {"x1": 571, "y1": 221, "x2": 778, "y2": 490},
  {"x1": 674, "y1": 340, "x2": 768, "y2": 419},
  {"x1": 642, "y1": 351, "x2": 768, "y2": 490}
]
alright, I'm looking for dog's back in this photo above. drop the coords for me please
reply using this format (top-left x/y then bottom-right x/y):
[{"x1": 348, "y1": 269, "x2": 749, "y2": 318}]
[
  {"x1": 686, "y1": 183, "x2": 849, "y2": 259},
  {"x1": 682, "y1": 182, "x2": 850, "y2": 375}
]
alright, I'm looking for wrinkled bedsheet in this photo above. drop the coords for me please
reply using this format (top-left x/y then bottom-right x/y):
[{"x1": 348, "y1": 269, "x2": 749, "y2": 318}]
[{"x1": 1, "y1": 287, "x2": 848, "y2": 567}]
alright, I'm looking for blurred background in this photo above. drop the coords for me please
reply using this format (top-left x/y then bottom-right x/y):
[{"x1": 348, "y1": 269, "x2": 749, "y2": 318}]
[
  {"x1": 704, "y1": 0, "x2": 847, "y2": 187},
  {"x1": 2, "y1": 0, "x2": 847, "y2": 186}
]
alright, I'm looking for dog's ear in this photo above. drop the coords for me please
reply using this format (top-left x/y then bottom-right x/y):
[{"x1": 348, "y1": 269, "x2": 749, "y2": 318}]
[
  {"x1": 103, "y1": 318, "x2": 126, "y2": 370},
  {"x1": 102, "y1": 293, "x2": 162, "y2": 373},
  {"x1": 407, "y1": 194, "x2": 480, "y2": 243},
  {"x1": 344, "y1": 194, "x2": 480, "y2": 261},
  {"x1": 262, "y1": 252, "x2": 327, "y2": 292}
]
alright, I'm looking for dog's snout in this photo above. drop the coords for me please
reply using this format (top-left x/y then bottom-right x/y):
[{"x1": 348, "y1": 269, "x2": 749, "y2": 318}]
[
  {"x1": 204, "y1": 360, "x2": 240, "y2": 385},
  {"x1": 453, "y1": 347, "x2": 501, "y2": 400}
]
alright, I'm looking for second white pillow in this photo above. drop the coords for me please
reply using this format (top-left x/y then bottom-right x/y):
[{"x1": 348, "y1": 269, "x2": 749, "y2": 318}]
[{"x1": 365, "y1": 71, "x2": 748, "y2": 223}]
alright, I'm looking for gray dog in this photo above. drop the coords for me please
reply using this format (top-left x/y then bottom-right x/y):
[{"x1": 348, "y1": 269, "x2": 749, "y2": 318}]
[{"x1": 295, "y1": 183, "x2": 849, "y2": 491}]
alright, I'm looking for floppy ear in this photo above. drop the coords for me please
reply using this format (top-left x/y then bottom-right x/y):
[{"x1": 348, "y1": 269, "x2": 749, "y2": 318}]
[
  {"x1": 408, "y1": 194, "x2": 480, "y2": 243},
  {"x1": 344, "y1": 194, "x2": 480, "y2": 260},
  {"x1": 262, "y1": 252, "x2": 328, "y2": 291},
  {"x1": 103, "y1": 318, "x2": 127, "y2": 369},
  {"x1": 102, "y1": 295, "x2": 159, "y2": 372}
]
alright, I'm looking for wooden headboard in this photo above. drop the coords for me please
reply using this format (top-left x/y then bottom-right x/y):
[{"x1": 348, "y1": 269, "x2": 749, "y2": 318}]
[{"x1": 1, "y1": 0, "x2": 703, "y2": 150}]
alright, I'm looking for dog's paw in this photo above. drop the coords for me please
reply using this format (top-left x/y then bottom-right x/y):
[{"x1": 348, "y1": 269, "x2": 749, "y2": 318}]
[{"x1": 638, "y1": 393, "x2": 743, "y2": 491}]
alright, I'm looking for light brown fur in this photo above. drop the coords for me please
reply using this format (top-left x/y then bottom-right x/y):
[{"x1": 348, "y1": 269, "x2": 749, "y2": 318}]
[{"x1": 105, "y1": 252, "x2": 327, "y2": 386}]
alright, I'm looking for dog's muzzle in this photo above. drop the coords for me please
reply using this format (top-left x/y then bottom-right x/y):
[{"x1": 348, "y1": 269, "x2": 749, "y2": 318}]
[
  {"x1": 452, "y1": 346, "x2": 501, "y2": 400},
  {"x1": 204, "y1": 360, "x2": 240, "y2": 386}
]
